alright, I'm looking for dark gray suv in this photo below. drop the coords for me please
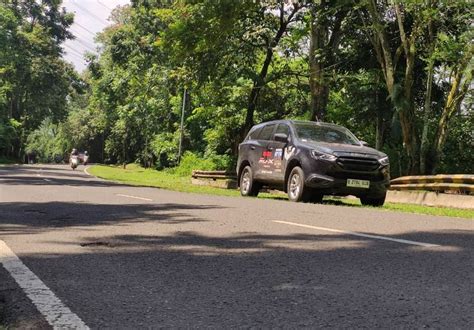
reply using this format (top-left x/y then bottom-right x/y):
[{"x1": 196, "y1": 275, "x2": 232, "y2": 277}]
[{"x1": 236, "y1": 120, "x2": 390, "y2": 206}]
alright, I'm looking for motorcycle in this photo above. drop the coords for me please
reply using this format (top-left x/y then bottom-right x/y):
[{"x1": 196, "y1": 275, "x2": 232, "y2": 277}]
[{"x1": 70, "y1": 155, "x2": 79, "y2": 170}]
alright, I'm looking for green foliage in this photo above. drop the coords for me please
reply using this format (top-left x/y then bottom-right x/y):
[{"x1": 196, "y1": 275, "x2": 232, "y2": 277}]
[
  {"x1": 25, "y1": 118, "x2": 65, "y2": 162},
  {"x1": 437, "y1": 114, "x2": 474, "y2": 174},
  {"x1": 152, "y1": 132, "x2": 179, "y2": 168},
  {"x1": 0, "y1": 0, "x2": 78, "y2": 159},
  {"x1": 2, "y1": 0, "x2": 471, "y2": 176},
  {"x1": 168, "y1": 151, "x2": 232, "y2": 177}
]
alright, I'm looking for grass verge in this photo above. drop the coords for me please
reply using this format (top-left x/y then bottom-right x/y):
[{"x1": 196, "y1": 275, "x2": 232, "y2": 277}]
[{"x1": 89, "y1": 165, "x2": 474, "y2": 219}]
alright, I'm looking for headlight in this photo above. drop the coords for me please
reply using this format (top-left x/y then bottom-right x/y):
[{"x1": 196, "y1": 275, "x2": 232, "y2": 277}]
[
  {"x1": 311, "y1": 150, "x2": 337, "y2": 162},
  {"x1": 378, "y1": 156, "x2": 389, "y2": 166}
]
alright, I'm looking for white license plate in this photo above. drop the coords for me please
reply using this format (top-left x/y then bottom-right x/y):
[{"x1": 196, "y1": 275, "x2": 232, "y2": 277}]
[{"x1": 346, "y1": 179, "x2": 370, "y2": 189}]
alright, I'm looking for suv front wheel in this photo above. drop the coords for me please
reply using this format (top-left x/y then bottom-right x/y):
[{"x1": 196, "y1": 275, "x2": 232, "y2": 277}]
[
  {"x1": 240, "y1": 166, "x2": 260, "y2": 197},
  {"x1": 287, "y1": 166, "x2": 311, "y2": 202}
]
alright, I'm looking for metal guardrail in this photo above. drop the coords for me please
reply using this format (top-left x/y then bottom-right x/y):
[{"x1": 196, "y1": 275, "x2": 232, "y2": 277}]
[
  {"x1": 191, "y1": 171, "x2": 474, "y2": 194},
  {"x1": 390, "y1": 175, "x2": 474, "y2": 193},
  {"x1": 191, "y1": 170, "x2": 237, "y2": 180}
]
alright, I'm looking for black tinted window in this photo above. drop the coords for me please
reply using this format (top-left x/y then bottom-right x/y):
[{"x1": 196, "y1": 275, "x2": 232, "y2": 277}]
[
  {"x1": 246, "y1": 126, "x2": 262, "y2": 140},
  {"x1": 258, "y1": 124, "x2": 276, "y2": 140},
  {"x1": 274, "y1": 124, "x2": 289, "y2": 138},
  {"x1": 294, "y1": 123, "x2": 360, "y2": 145}
]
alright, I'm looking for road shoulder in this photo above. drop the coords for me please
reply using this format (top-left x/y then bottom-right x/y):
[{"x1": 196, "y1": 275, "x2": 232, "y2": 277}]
[{"x1": 0, "y1": 265, "x2": 50, "y2": 329}]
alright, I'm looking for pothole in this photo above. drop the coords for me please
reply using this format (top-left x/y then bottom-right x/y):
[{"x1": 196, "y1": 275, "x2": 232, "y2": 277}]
[{"x1": 80, "y1": 241, "x2": 114, "y2": 248}]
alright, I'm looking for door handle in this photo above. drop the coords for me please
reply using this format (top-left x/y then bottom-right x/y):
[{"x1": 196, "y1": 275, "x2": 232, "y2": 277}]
[
  {"x1": 250, "y1": 146, "x2": 256, "y2": 150},
  {"x1": 267, "y1": 147, "x2": 273, "y2": 151}
]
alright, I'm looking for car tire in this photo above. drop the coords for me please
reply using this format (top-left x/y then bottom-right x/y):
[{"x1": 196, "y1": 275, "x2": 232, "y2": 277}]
[
  {"x1": 360, "y1": 193, "x2": 386, "y2": 207},
  {"x1": 287, "y1": 166, "x2": 310, "y2": 202},
  {"x1": 240, "y1": 166, "x2": 260, "y2": 197}
]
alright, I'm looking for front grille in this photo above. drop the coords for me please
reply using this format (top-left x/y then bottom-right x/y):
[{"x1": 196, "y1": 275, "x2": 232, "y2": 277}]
[{"x1": 336, "y1": 157, "x2": 380, "y2": 172}]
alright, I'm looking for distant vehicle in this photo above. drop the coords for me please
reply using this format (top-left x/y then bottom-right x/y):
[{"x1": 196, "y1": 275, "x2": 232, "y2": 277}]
[
  {"x1": 79, "y1": 151, "x2": 89, "y2": 165},
  {"x1": 236, "y1": 120, "x2": 390, "y2": 206},
  {"x1": 70, "y1": 155, "x2": 79, "y2": 170}
]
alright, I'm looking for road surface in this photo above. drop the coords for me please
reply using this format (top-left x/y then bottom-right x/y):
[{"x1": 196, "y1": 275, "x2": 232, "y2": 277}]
[{"x1": 0, "y1": 165, "x2": 472, "y2": 328}]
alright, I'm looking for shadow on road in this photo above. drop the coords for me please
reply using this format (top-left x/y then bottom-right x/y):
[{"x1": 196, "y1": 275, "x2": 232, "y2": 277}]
[
  {"x1": 4, "y1": 225, "x2": 472, "y2": 328},
  {"x1": 0, "y1": 202, "x2": 222, "y2": 235},
  {"x1": 1, "y1": 168, "x2": 473, "y2": 327}
]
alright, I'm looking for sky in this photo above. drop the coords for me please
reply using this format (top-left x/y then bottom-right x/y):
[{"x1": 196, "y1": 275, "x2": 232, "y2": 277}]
[{"x1": 62, "y1": 0, "x2": 130, "y2": 72}]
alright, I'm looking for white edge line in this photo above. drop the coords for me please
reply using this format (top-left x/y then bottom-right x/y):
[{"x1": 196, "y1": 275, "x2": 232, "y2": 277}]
[
  {"x1": 116, "y1": 193, "x2": 153, "y2": 202},
  {"x1": 273, "y1": 220, "x2": 441, "y2": 247},
  {"x1": 83, "y1": 166, "x2": 91, "y2": 176},
  {"x1": 0, "y1": 240, "x2": 89, "y2": 329}
]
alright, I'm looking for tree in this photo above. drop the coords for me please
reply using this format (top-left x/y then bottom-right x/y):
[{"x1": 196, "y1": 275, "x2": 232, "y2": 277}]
[
  {"x1": 0, "y1": 0, "x2": 76, "y2": 159},
  {"x1": 361, "y1": 0, "x2": 473, "y2": 174}
]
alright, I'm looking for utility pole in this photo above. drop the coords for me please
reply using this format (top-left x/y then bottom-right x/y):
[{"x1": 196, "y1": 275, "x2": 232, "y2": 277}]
[{"x1": 178, "y1": 88, "x2": 186, "y2": 164}]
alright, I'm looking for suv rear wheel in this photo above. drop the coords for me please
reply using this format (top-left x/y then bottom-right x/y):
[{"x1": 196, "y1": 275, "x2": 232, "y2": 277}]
[
  {"x1": 360, "y1": 193, "x2": 386, "y2": 207},
  {"x1": 240, "y1": 166, "x2": 260, "y2": 197}
]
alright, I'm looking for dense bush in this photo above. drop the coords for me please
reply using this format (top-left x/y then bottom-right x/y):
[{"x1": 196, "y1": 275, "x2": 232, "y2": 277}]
[{"x1": 170, "y1": 151, "x2": 232, "y2": 177}]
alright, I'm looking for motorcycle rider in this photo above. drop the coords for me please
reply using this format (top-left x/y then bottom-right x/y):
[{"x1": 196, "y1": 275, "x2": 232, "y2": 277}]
[{"x1": 69, "y1": 148, "x2": 79, "y2": 168}]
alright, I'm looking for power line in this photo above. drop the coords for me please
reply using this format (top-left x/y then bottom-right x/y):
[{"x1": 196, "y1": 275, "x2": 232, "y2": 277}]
[
  {"x1": 72, "y1": 37, "x2": 97, "y2": 53},
  {"x1": 73, "y1": 22, "x2": 97, "y2": 36},
  {"x1": 70, "y1": 30, "x2": 94, "y2": 42},
  {"x1": 64, "y1": 50, "x2": 85, "y2": 62},
  {"x1": 97, "y1": 0, "x2": 113, "y2": 11},
  {"x1": 63, "y1": 44, "x2": 85, "y2": 58},
  {"x1": 71, "y1": 0, "x2": 109, "y2": 27}
]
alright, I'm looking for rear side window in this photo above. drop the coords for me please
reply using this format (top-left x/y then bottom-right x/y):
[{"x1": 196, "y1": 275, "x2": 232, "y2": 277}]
[
  {"x1": 258, "y1": 124, "x2": 276, "y2": 141},
  {"x1": 274, "y1": 124, "x2": 290, "y2": 138},
  {"x1": 246, "y1": 126, "x2": 263, "y2": 140}
]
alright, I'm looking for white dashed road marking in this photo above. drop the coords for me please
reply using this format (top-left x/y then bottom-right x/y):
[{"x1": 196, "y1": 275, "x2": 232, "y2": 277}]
[
  {"x1": 273, "y1": 220, "x2": 441, "y2": 247},
  {"x1": 0, "y1": 240, "x2": 89, "y2": 329},
  {"x1": 116, "y1": 194, "x2": 153, "y2": 202}
]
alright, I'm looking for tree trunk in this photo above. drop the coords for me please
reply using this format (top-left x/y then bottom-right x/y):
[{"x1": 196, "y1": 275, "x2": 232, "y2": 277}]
[
  {"x1": 243, "y1": 3, "x2": 299, "y2": 135},
  {"x1": 420, "y1": 60, "x2": 434, "y2": 174},
  {"x1": 243, "y1": 45, "x2": 273, "y2": 134},
  {"x1": 375, "y1": 87, "x2": 384, "y2": 150},
  {"x1": 366, "y1": 1, "x2": 420, "y2": 174},
  {"x1": 308, "y1": 2, "x2": 346, "y2": 122},
  {"x1": 431, "y1": 48, "x2": 473, "y2": 173},
  {"x1": 309, "y1": 4, "x2": 327, "y2": 121},
  {"x1": 420, "y1": 12, "x2": 435, "y2": 174}
]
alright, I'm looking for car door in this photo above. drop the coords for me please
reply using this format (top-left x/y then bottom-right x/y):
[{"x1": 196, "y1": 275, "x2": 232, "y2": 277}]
[
  {"x1": 255, "y1": 124, "x2": 276, "y2": 180},
  {"x1": 239, "y1": 125, "x2": 264, "y2": 173},
  {"x1": 267, "y1": 123, "x2": 291, "y2": 183}
]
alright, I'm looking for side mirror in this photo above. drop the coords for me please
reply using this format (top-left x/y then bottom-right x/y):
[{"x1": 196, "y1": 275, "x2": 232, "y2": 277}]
[
  {"x1": 274, "y1": 133, "x2": 288, "y2": 143},
  {"x1": 360, "y1": 140, "x2": 369, "y2": 147}
]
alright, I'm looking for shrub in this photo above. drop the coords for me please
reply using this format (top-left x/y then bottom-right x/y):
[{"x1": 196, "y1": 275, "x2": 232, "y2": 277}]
[{"x1": 171, "y1": 151, "x2": 232, "y2": 177}]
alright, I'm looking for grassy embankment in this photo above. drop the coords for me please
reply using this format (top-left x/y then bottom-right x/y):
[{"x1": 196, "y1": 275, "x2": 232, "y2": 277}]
[{"x1": 88, "y1": 164, "x2": 474, "y2": 219}]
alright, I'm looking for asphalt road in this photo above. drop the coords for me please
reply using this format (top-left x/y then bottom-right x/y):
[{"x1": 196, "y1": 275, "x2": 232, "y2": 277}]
[{"x1": 0, "y1": 164, "x2": 472, "y2": 328}]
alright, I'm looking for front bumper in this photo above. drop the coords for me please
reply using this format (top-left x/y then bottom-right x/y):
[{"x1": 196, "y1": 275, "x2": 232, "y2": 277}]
[{"x1": 305, "y1": 172, "x2": 390, "y2": 198}]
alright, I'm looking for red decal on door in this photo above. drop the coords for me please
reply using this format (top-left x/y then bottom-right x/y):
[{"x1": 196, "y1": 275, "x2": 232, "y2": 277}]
[{"x1": 262, "y1": 151, "x2": 272, "y2": 158}]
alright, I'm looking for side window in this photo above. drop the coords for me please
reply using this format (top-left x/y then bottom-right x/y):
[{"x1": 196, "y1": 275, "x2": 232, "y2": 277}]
[
  {"x1": 274, "y1": 124, "x2": 290, "y2": 138},
  {"x1": 246, "y1": 127, "x2": 262, "y2": 140},
  {"x1": 258, "y1": 124, "x2": 276, "y2": 141}
]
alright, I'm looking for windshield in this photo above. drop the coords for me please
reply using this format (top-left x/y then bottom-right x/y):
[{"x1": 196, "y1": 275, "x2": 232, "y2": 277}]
[{"x1": 293, "y1": 123, "x2": 361, "y2": 146}]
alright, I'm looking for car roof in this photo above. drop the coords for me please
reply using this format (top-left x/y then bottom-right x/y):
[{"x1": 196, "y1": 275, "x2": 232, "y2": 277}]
[{"x1": 251, "y1": 120, "x2": 343, "y2": 129}]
